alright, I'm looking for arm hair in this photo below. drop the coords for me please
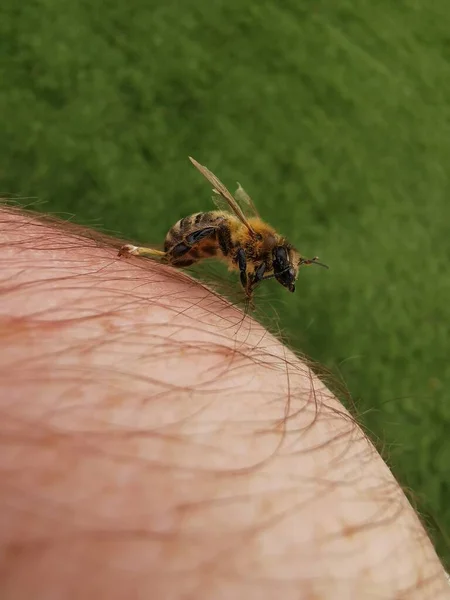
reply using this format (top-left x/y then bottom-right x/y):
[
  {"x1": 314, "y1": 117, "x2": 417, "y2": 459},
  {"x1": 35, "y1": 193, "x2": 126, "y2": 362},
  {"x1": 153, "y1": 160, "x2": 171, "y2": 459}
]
[{"x1": 0, "y1": 205, "x2": 448, "y2": 600}]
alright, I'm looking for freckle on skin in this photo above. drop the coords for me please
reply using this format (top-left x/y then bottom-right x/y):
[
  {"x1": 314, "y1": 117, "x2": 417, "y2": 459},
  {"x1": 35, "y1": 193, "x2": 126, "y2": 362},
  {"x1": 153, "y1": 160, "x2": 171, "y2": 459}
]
[
  {"x1": 260, "y1": 496, "x2": 274, "y2": 519},
  {"x1": 342, "y1": 524, "x2": 357, "y2": 540}
]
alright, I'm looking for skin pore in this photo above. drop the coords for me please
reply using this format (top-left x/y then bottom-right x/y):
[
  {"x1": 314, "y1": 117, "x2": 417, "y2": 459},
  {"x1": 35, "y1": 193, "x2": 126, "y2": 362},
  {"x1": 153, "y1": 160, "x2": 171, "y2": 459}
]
[{"x1": 0, "y1": 206, "x2": 449, "y2": 599}]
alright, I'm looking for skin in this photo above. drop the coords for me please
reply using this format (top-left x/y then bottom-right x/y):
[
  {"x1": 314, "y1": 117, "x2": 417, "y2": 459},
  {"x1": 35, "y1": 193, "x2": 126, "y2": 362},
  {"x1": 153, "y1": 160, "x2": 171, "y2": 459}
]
[{"x1": 0, "y1": 206, "x2": 449, "y2": 600}]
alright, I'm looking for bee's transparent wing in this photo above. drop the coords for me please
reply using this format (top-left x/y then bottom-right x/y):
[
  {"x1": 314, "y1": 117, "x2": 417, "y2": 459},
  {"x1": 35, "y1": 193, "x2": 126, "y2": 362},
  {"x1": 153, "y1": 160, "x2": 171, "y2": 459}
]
[
  {"x1": 212, "y1": 183, "x2": 260, "y2": 219},
  {"x1": 210, "y1": 191, "x2": 230, "y2": 213},
  {"x1": 189, "y1": 156, "x2": 256, "y2": 235},
  {"x1": 234, "y1": 182, "x2": 260, "y2": 218}
]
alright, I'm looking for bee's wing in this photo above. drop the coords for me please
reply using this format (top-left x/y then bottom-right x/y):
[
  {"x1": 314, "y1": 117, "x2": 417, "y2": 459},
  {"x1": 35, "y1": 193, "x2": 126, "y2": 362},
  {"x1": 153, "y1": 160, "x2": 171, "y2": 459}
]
[
  {"x1": 234, "y1": 182, "x2": 261, "y2": 219},
  {"x1": 213, "y1": 183, "x2": 260, "y2": 219},
  {"x1": 209, "y1": 191, "x2": 232, "y2": 213},
  {"x1": 189, "y1": 157, "x2": 257, "y2": 236}
]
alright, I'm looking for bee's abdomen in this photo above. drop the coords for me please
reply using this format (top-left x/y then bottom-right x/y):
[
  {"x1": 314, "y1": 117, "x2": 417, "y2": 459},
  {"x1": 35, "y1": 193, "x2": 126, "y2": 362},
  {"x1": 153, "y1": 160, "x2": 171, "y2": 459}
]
[
  {"x1": 163, "y1": 212, "x2": 228, "y2": 266},
  {"x1": 164, "y1": 212, "x2": 223, "y2": 252}
]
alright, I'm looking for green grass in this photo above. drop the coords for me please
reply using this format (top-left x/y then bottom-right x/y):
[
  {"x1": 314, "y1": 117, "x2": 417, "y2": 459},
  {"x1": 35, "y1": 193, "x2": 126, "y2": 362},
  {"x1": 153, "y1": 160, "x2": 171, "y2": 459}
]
[{"x1": 1, "y1": 0, "x2": 449, "y2": 564}]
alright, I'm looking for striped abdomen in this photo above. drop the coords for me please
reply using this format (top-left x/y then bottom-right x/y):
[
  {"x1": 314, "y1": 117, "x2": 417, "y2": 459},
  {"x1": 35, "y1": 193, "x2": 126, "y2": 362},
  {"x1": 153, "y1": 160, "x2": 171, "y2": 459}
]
[{"x1": 164, "y1": 211, "x2": 232, "y2": 267}]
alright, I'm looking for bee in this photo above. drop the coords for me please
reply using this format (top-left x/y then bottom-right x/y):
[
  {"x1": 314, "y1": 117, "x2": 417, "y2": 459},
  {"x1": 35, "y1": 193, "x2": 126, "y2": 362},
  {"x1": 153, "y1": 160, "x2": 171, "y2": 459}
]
[{"x1": 118, "y1": 157, "x2": 328, "y2": 300}]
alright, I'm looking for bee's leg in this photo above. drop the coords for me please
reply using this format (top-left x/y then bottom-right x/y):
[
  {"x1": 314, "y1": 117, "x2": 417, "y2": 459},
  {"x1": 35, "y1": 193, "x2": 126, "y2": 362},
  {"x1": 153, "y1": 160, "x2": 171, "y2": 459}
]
[
  {"x1": 246, "y1": 262, "x2": 264, "y2": 294},
  {"x1": 170, "y1": 242, "x2": 192, "y2": 259},
  {"x1": 248, "y1": 263, "x2": 276, "y2": 292},
  {"x1": 252, "y1": 263, "x2": 266, "y2": 285},
  {"x1": 185, "y1": 227, "x2": 217, "y2": 246},
  {"x1": 166, "y1": 227, "x2": 217, "y2": 266},
  {"x1": 236, "y1": 248, "x2": 248, "y2": 289},
  {"x1": 118, "y1": 244, "x2": 166, "y2": 258}
]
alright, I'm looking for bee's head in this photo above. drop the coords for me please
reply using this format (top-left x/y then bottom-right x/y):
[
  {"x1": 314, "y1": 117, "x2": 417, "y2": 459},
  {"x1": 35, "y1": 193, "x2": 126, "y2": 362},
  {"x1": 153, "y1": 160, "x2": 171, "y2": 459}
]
[
  {"x1": 272, "y1": 246, "x2": 298, "y2": 293},
  {"x1": 272, "y1": 247, "x2": 329, "y2": 293}
]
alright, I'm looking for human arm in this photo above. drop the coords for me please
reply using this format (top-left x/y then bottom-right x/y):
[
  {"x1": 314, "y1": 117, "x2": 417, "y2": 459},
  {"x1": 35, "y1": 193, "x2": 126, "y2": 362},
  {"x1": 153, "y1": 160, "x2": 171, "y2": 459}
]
[{"x1": 1, "y1": 206, "x2": 448, "y2": 599}]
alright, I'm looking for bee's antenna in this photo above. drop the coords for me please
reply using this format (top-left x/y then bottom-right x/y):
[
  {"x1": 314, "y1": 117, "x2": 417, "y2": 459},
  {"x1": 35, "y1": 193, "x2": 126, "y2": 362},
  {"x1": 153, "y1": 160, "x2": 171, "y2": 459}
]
[{"x1": 299, "y1": 256, "x2": 329, "y2": 269}]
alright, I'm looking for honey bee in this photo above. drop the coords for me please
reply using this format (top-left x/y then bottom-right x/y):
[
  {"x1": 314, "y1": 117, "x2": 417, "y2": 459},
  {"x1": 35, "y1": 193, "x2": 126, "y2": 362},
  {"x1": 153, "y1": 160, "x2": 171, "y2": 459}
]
[{"x1": 118, "y1": 157, "x2": 328, "y2": 299}]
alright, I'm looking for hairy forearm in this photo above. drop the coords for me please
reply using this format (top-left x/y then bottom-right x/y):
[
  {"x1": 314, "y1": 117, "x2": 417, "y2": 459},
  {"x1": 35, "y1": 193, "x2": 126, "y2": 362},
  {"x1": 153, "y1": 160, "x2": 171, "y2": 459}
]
[{"x1": 0, "y1": 206, "x2": 448, "y2": 599}]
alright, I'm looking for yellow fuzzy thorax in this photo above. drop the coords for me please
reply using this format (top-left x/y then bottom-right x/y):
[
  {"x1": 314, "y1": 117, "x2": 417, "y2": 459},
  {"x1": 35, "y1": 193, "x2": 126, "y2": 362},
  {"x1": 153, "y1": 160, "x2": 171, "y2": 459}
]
[{"x1": 218, "y1": 213, "x2": 279, "y2": 245}]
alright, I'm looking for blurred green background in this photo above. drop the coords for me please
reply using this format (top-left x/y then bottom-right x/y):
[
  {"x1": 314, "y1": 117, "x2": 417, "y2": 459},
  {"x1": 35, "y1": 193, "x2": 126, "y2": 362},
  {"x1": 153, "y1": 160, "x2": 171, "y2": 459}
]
[{"x1": 1, "y1": 0, "x2": 449, "y2": 565}]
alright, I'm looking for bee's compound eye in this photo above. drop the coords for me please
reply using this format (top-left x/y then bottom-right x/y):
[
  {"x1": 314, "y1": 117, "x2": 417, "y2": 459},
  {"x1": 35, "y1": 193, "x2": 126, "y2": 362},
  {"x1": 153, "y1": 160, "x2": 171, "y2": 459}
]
[
  {"x1": 279, "y1": 247, "x2": 287, "y2": 261},
  {"x1": 273, "y1": 246, "x2": 288, "y2": 266}
]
